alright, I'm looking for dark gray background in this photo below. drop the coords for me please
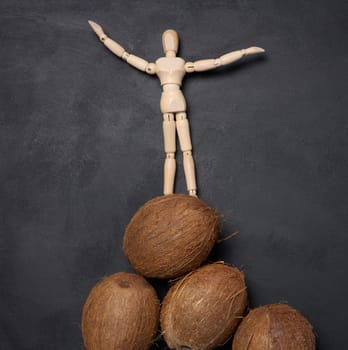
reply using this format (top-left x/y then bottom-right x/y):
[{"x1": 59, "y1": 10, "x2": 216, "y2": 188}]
[{"x1": 1, "y1": 0, "x2": 347, "y2": 349}]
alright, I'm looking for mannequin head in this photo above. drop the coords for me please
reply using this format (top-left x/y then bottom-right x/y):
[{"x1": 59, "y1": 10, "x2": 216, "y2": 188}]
[{"x1": 162, "y1": 29, "x2": 179, "y2": 57}]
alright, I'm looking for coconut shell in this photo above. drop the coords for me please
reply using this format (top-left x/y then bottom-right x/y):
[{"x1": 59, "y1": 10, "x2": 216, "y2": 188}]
[
  {"x1": 81, "y1": 272, "x2": 160, "y2": 350},
  {"x1": 160, "y1": 262, "x2": 248, "y2": 350},
  {"x1": 123, "y1": 194, "x2": 220, "y2": 279},
  {"x1": 232, "y1": 303, "x2": 316, "y2": 350}
]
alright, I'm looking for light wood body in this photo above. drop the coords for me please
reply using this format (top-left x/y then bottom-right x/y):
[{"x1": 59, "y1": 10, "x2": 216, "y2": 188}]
[{"x1": 88, "y1": 21, "x2": 265, "y2": 196}]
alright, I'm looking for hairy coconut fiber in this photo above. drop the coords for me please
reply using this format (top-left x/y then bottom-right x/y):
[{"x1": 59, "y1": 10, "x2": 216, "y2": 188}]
[
  {"x1": 160, "y1": 262, "x2": 248, "y2": 350},
  {"x1": 232, "y1": 303, "x2": 316, "y2": 350},
  {"x1": 81, "y1": 272, "x2": 160, "y2": 350},
  {"x1": 123, "y1": 194, "x2": 220, "y2": 279}
]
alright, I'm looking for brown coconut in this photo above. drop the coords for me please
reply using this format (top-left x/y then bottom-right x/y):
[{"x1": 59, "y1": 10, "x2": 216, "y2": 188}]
[
  {"x1": 123, "y1": 194, "x2": 220, "y2": 279},
  {"x1": 232, "y1": 303, "x2": 316, "y2": 350},
  {"x1": 160, "y1": 262, "x2": 248, "y2": 350},
  {"x1": 81, "y1": 272, "x2": 160, "y2": 350}
]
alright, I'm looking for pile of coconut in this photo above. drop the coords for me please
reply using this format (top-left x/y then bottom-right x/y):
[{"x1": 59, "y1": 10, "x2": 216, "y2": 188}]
[{"x1": 81, "y1": 194, "x2": 316, "y2": 350}]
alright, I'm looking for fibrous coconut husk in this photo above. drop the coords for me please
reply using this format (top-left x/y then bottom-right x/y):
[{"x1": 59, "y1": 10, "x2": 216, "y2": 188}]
[
  {"x1": 123, "y1": 194, "x2": 220, "y2": 279},
  {"x1": 81, "y1": 272, "x2": 160, "y2": 350},
  {"x1": 160, "y1": 262, "x2": 248, "y2": 350},
  {"x1": 232, "y1": 303, "x2": 316, "y2": 350}
]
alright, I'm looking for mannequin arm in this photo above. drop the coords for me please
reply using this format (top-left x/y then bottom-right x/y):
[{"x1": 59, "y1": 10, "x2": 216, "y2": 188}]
[
  {"x1": 88, "y1": 20, "x2": 156, "y2": 74},
  {"x1": 185, "y1": 47, "x2": 265, "y2": 73}
]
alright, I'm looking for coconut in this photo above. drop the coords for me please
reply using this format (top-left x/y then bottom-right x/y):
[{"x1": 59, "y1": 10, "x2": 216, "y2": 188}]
[
  {"x1": 160, "y1": 262, "x2": 248, "y2": 350},
  {"x1": 123, "y1": 194, "x2": 220, "y2": 279},
  {"x1": 81, "y1": 272, "x2": 160, "y2": 350},
  {"x1": 232, "y1": 303, "x2": 316, "y2": 350}
]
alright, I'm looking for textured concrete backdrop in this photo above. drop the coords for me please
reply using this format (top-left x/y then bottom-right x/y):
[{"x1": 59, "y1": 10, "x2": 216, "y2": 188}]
[{"x1": 0, "y1": 0, "x2": 347, "y2": 349}]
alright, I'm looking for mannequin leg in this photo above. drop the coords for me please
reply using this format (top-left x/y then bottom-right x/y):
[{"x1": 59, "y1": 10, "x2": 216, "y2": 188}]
[
  {"x1": 162, "y1": 113, "x2": 176, "y2": 195},
  {"x1": 175, "y1": 112, "x2": 197, "y2": 196}
]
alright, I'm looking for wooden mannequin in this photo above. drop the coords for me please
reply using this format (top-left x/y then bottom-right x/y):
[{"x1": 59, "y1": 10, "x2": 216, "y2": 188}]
[{"x1": 88, "y1": 21, "x2": 265, "y2": 196}]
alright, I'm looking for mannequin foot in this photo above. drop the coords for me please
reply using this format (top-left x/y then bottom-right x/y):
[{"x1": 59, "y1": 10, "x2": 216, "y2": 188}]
[{"x1": 188, "y1": 190, "x2": 197, "y2": 197}]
